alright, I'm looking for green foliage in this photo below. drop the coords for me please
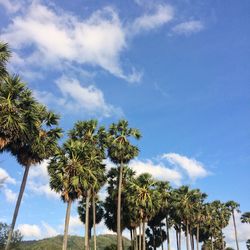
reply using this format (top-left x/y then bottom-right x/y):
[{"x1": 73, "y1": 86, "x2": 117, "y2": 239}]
[
  {"x1": 0, "y1": 222, "x2": 22, "y2": 249},
  {"x1": 18, "y1": 235, "x2": 131, "y2": 250}
]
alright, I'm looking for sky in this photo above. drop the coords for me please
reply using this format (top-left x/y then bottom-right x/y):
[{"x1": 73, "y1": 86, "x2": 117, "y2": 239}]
[{"x1": 0, "y1": 0, "x2": 250, "y2": 248}]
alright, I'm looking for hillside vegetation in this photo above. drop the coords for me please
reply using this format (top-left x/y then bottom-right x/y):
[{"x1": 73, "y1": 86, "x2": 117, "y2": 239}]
[{"x1": 19, "y1": 234, "x2": 131, "y2": 250}]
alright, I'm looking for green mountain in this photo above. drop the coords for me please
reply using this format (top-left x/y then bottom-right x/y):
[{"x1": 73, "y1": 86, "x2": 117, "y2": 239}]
[{"x1": 18, "y1": 234, "x2": 131, "y2": 250}]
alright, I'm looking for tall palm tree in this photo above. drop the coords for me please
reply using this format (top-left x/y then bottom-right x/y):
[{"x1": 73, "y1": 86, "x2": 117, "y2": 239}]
[
  {"x1": 0, "y1": 41, "x2": 10, "y2": 79},
  {"x1": 241, "y1": 212, "x2": 250, "y2": 224},
  {"x1": 68, "y1": 120, "x2": 107, "y2": 250},
  {"x1": 226, "y1": 201, "x2": 240, "y2": 250},
  {"x1": 127, "y1": 173, "x2": 160, "y2": 250},
  {"x1": 4, "y1": 88, "x2": 61, "y2": 250},
  {"x1": 48, "y1": 139, "x2": 94, "y2": 250},
  {"x1": 107, "y1": 120, "x2": 141, "y2": 250}
]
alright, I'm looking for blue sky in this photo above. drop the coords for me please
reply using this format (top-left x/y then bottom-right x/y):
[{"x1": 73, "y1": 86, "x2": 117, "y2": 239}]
[{"x1": 0, "y1": 0, "x2": 249, "y2": 248}]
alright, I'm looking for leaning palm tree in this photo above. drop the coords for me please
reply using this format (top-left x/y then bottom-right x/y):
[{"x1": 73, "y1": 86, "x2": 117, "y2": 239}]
[
  {"x1": 4, "y1": 89, "x2": 61, "y2": 250},
  {"x1": 241, "y1": 212, "x2": 250, "y2": 224},
  {"x1": 107, "y1": 120, "x2": 141, "y2": 250},
  {"x1": 0, "y1": 41, "x2": 10, "y2": 80},
  {"x1": 226, "y1": 201, "x2": 240, "y2": 250}
]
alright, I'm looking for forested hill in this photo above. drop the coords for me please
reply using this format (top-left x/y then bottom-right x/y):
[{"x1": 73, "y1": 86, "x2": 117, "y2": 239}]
[{"x1": 19, "y1": 234, "x2": 131, "y2": 250}]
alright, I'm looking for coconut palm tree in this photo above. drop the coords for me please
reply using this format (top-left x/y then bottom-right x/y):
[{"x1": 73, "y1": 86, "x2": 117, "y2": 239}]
[
  {"x1": 226, "y1": 201, "x2": 240, "y2": 250},
  {"x1": 241, "y1": 212, "x2": 250, "y2": 224},
  {"x1": 48, "y1": 139, "x2": 95, "y2": 250},
  {"x1": 4, "y1": 93, "x2": 61, "y2": 250},
  {"x1": 107, "y1": 120, "x2": 141, "y2": 250},
  {"x1": 0, "y1": 41, "x2": 10, "y2": 79}
]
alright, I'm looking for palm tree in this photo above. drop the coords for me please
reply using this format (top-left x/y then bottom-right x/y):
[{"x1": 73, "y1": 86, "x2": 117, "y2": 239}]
[
  {"x1": 127, "y1": 173, "x2": 160, "y2": 250},
  {"x1": 48, "y1": 139, "x2": 94, "y2": 250},
  {"x1": 226, "y1": 201, "x2": 240, "y2": 250},
  {"x1": 107, "y1": 120, "x2": 141, "y2": 250},
  {"x1": 0, "y1": 42, "x2": 10, "y2": 79},
  {"x1": 4, "y1": 91, "x2": 61, "y2": 250},
  {"x1": 241, "y1": 212, "x2": 250, "y2": 224},
  {"x1": 68, "y1": 120, "x2": 107, "y2": 250}
]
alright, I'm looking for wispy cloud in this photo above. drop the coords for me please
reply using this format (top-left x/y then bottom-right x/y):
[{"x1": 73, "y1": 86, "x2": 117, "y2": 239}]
[
  {"x1": 0, "y1": 0, "x2": 22, "y2": 13},
  {"x1": 28, "y1": 161, "x2": 59, "y2": 199},
  {"x1": 34, "y1": 76, "x2": 123, "y2": 118},
  {"x1": 0, "y1": 168, "x2": 16, "y2": 185},
  {"x1": 131, "y1": 4, "x2": 174, "y2": 34},
  {"x1": 2, "y1": 3, "x2": 140, "y2": 82},
  {"x1": 162, "y1": 153, "x2": 209, "y2": 180},
  {"x1": 172, "y1": 20, "x2": 204, "y2": 35}
]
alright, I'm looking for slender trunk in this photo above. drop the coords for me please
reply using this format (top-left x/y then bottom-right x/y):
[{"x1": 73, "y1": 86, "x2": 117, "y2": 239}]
[
  {"x1": 176, "y1": 229, "x2": 179, "y2": 250},
  {"x1": 179, "y1": 227, "x2": 182, "y2": 250},
  {"x1": 5, "y1": 165, "x2": 30, "y2": 250},
  {"x1": 117, "y1": 163, "x2": 123, "y2": 250},
  {"x1": 191, "y1": 233, "x2": 194, "y2": 250},
  {"x1": 232, "y1": 209, "x2": 239, "y2": 250},
  {"x1": 139, "y1": 220, "x2": 142, "y2": 250},
  {"x1": 186, "y1": 220, "x2": 190, "y2": 250},
  {"x1": 153, "y1": 227, "x2": 156, "y2": 250},
  {"x1": 211, "y1": 236, "x2": 214, "y2": 250},
  {"x1": 62, "y1": 199, "x2": 72, "y2": 250},
  {"x1": 85, "y1": 189, "x2": 91, "y2": 250},
  {"x1": 135, "y1": 227, "x2": 138, "y2": 250},
  {"x1": 142, "y1": 220, "x2": 146, "y2": 250},
  {"x1": 160, "y1": 226, "x2": 164, "y2": 250},
  {"x1": 196, "y1": 224, "x2": 199, "y2": 250},
  {"x1": 92, "y1": 192, "x2": 97, "y2": 250},
  {"x1": 166, "y1": 217, "x2": 170, "y2": 250}
]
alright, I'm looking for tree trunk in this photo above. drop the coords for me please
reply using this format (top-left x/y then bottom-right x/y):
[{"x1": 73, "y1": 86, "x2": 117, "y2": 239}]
[
  {"x1": 196, "y1": 224, "x2": 199, "y2": 250},
  {"x1": 232, "y1": 209, "x2": 239, "y2": 250},
  {"x1": 92, "y1": 192, "x2": 97, "y2": 250},
  {"x1": 166, "y1": 217, "x2": 170, "y2": 250},
  {"x1": 117, "y1": 163, "x2": 123, "y2": 250},
  {"x1": 62, "y1": 199, "x2": 72, "y2": 250},
  {"x1": 85, "y1": 189, "x2": 91, "y2": 250},
  {"x1": 179, "y1": 227, "x2": 182, "y2": 250},
  {"x1": 160, "y1": 226, "x2": 164, "y2": 250},
  {"x1": 139, "y1": 220, "x2": 142, "y2": 250},
  {"x1": 135, "y1": 228, "x2": 138, "y2": 250},
  {"x1": 142, "y1": 221, "x2": 146, "y2": 250},
  {"x1": 211, "y1": 236, "x2": 214, "y2": 250},
  {"x1": 176, "y1": 229, "x2": 179, "y2": 250},
  {"x1": 186, "y1": 220, "x2": 190, "y2": 250},
  {"x1": 5, "y1": 165, "x2": 30, "y2": 250},
  {"x1": 153, "y1": 227, "x2": 156, "y2": 250}
]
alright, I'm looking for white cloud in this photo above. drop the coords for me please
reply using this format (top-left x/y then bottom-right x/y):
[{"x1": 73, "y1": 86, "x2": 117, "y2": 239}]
[
  {"x1": 162, "y1": 153, "x2": 209, "y2": 180},
  {"x1": 130, "y1": 159, "x2": 182, "y2": 185},
  {"x1": 0, "y1": 168, "x2": 16, "y2": 185},
  {"x1": 2, "y1": 3, "x2": 140, "y2": 82},
  {"x1": 224, "y1": 211, "x2": 250, "y2": 243},
  {"x1": 28, "y1": 160, "x2": 59, "y2": 199},
  {"x1": 34, "y1": 77, "x2": 123, "y2": 118},
  {"x1": 17, "y1": 222, "x2": 59, "y2": 239},
  {"x1": 3, "y1": 188, "x2": 17, "y2": 203},
  {"x1": 18, "y1": 224, "x2": 42, "y2": 238},
  {"x1": 172, "y1": 20, "x2": 204, "y2": 35},
  {"x1": 0, "y1": 0, "x2": 22, "y2": 13},
  {"x1": 131, "y1": 4, "x2": 174, "y2": 34}
]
